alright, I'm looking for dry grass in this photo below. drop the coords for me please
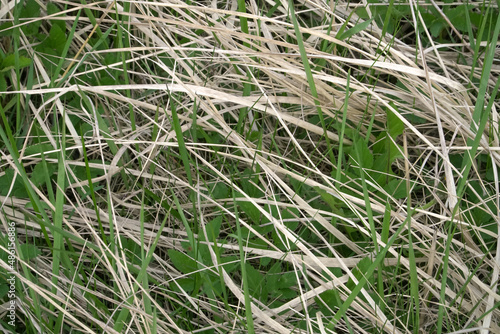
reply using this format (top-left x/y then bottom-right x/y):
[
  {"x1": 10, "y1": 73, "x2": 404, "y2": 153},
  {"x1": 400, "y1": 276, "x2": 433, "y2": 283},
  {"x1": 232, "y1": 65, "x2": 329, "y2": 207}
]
[{"x1": 0, "y1": 0, "x2": 499, "y2": 333}]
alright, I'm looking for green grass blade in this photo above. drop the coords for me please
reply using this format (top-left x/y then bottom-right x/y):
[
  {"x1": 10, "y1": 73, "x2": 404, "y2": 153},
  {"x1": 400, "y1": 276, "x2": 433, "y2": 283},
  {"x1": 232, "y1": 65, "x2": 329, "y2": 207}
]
[
  {"x1": 232, "y1": 187, "x2": 255, "y2": 333},
  {"x1": 170, "y1": 97, "x2": 193, "y2": 186},
  {"x1": 436, "y1": 10, "x2": 500, "y2": 333},
  {"x1": 51, "y1": 112, "x2": 67, "y2": 330},
  {"x1": 287, "y1": 0, "x2": 336, "y2": 165}
]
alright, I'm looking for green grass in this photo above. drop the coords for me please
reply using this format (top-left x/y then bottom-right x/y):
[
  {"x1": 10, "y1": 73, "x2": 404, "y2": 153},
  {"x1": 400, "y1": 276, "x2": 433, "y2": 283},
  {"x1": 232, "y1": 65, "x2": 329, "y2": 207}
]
[{"x1": 1, "y1": 0, "x2": 500, "y2": 333}]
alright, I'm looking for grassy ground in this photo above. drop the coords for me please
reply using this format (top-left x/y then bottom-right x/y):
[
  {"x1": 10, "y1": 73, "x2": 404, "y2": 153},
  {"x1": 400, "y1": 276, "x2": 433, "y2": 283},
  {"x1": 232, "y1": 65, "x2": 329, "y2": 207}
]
[{"x1": 0, "y1": 0, "x2": 499, "y2": 333}]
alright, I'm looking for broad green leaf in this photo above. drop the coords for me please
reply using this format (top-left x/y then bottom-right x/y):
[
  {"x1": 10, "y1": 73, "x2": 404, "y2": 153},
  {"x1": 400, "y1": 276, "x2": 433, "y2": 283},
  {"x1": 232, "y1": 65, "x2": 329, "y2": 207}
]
[
  {"x1": 384, "y1": 178, "x2": 408, "y2": 199},
  {"x1": 46, "y1": 2, "x2": 65, "y2": 31},
  {"x1": 210, "y1": 182, "x2": 228, "y2": 200},
  {"x1": 24, "y1": 143, "x2": 57, "y2": 159},
  {"x1": 315, "y1": 187, "x2": 343, "y2": 214},
  {"x1": 20, "y1": 0, "x2": 40, "y2": 18},
  {"x1": 278, "y1": 272, "x2": 297, "y2": 289},
  {"x1": 0, "y1": 22, "x2": 14, "y2": 37},
  {"x1": 355, "y1": 7, "x2": 370, "y2": 20},
  {"x1": 221, "y1": 256, "x2": 239, "y2": 273},
  {"x1": 236, "y1": 191, "x2": 261, "y2": 224},
  {"x1": 24, "y1": 201, "x2": 51, "y2": 211},
  {"x1": 352, "y1": 138, "x2": 373, "y2": 169},
  {"x1": 260, "y1": 257, "x2": 271, "y2": 267},
  {"x1": 430, "y1": 20, "x2": 445, "y2": 38},
  {"x1": 387, "y1": 104, "x2": 405, "y2": 138},
  {"x1": 198, "y1": 216, "x2": 222, "y2": 264},
  {"x1": 447, "y1": 5, "x2": 470, "y2": 32},
  {"x1": 171, "y1": 278, "x2": 194, "y2": 293},
  {"x1": 119, "y1": 237, "x2": 143, "y2": 265},
  {"x1": 240, "y1": 168, "x2": 263, "y2": 197},
  {"x1": 70, "y1": 160, "x2": 106, "y2": 182},
  {"x1": 288, "y1": 175, "x2": 311, "y2": 197},
  {"x1": 30, "y1": 162, "x2": 57, "y2": 188},
  {"x1": 315, "y1": 290, "x2": 339, "y2": 316},
  {"x1": 104, "y1": 53, "x2": 118, "y2": 66},
  {"x1": 168, "y1": 249, "x2": 197, "y2": 275},
  {"x1": 47, "y1": 2, "x2": 59, "y2": 16},
  {"x1": 245, "y1": 263, "x2": 262, "y2": 290},
  {"x1": 245, "y1": 263, "x2": 266, "y2": 301},
  {"x1": 469, "y1": 12, "x2": 483, "y2": 30},
  {"x1": 205, "y1": 216, "x2": 222, "y2": 242},
  {"x1": 279, "y1": 288, "x2": 297, "y2": 298},
  {"x1": 265, "y1": 263, "x2": 281, "y2": 291},
  {"x1": 47, "y1": 24, "x2": 66, "y2": 52},
  {"x1": 20, "y1": 0, "x2": 41, "y2": 36},
  {"x1": 0, "y1": 169, "x2": 29, "y2": 197},
  {"x1": 0, "y1": 54, "x2": 32, "y2": 72}
]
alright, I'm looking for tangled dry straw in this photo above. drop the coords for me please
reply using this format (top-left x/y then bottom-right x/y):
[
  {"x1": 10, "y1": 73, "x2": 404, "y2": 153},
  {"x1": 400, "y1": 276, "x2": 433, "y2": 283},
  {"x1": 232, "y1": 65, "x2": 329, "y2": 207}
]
[{"x1": 0, "y1": 0, "x2": 499, "y2": 333}]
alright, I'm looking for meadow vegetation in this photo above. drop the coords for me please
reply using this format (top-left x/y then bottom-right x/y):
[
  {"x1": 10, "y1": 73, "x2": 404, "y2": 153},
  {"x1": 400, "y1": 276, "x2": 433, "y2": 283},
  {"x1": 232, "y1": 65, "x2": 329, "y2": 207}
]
[{"x1": 0, "y1": 0, "x2": 499, "y2": 333}]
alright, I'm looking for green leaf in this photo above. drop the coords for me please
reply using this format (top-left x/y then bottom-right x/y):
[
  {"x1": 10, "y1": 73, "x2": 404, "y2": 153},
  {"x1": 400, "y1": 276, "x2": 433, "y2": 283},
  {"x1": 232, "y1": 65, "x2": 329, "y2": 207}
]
[
  {"x1": 47, "y1": 2, "x2": 59, "y2": 16},
  {"x1": 205, "y1": 216, "x2": 222, "y2": 242},
  {"x1": 245, "y1": 263, "x2": 266, "y2": 301},
  {"x1": 0, "y1": 54, "x2": 32, "y2": 72},
  {"x1": 0, "y1": 278, "x2": 8, "y2": 299},
  {"x1": 372, "y1": 105, "x2": 405, "y2": 172},
  {"x1": 198, "y1": 216, "x2": 223, "y2": 264},
  {"x1": 315, "y1": 187, "x2": 343, "y2": 214},
  {"x1": 24, "y1": 143, "x2": 57, "y2": 159},
  {"x1": 352, "y1": 138, "x2": 373, "y2": 169},
  {"x1": 347, "y1": 257, "x2": 374, "y2": 290},
  {"x1": 168, "y1": 249, "x2": 197, "y2": 275},
  {"x1": 25, "y1": 201, "x2": 51, "y2": 211},
  {"x1": 355, "y1": 7, "x2": 370, "y2": 20},
  {"x1": 288, "y1": 175, "x2": 311, "y2": 197},
  {"x1": 386, "y1": 104, "x2": 404, "y2": 138},
  {"x1": 0, "y1": 169, "x2": 29, "y2": 197},
  {"x1": 260, "y1": 257, "x2": 271, "y2": 267},
  {"x1": 20, "y1": 0, "x2": 40, "y2": 18},
  {"x1": 469, "y1": 12, "x2": 483, "y2": 30},
  {"x1": 221, "y1": 256, "x2": 239, "y2": 273},
  {"x1": 337, "y1": 18, "x2": 374, "y2": 41},
  {"x1": 19, "y1": 0, "x2": 41, "y2": 36},
  {"x1": 0, "y1": 75, "x2": 7, "y2": 92},
  {"x1": 171, "y1": 278, "x2": 194, "y2": 293},
  {"x1": 46, "y1": 3, "x2": 65, "y2": 31},
  {"x1": 0, "y1": 22, "x2": 14, "y2": 37},
  {"x1": 278, "y1": 288, "x2": 297, "y2": 299},
  {"x1": 240, "y1": 168, "x2": 263, "y2": 197},
  {"x1": 315, "y1": 290, "x2": 339, "y2": 316},
  {"x1": 47, "y1": 24, "x2": 66, "y2": 52},
  {"x1": 265, "y1": 263, "x2": 281, "y2": 291},
  {"x1": 446, "y1": 5, "x2": 470, "y2": 32},
  {"x1": 384, "y1": 178, "x2": 408, "y2": 199},
  {"x1": 282, "y1": 207, "x2": 300, "y2": 226},
  {"x1": 236, "y1": 192, "x2": 261, "y2": 224},
  {"x1": 31, "y1": 162, "x2": 57, "y2": 188},
  {"x1": 19, "y1": 243, "x2": 41, "y2": 260},
  {"x1": 245, "y1": 263, "x2": 262, "y2": 289},
  {"x1": 210, "y1": 182, "x2": 229, "y2": 200},
  {"x1": 103, "y1": 53, "x2": 118, "y2": 66},
  {"x1": 278, "y1": 272, "x2": 297, "y2": 289},
  {"x1": 430, "y1": 20, "x2": 445, "y2": 38},
  {"x1": 403, "y1": 112, "x2": 427, "y2": 124},
  {"x1": 388, "y1": 141, "x2": 403, "y2": 163},
  {"x1": 70, "y1": 160, "x2": 106, "y2": 182}
]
